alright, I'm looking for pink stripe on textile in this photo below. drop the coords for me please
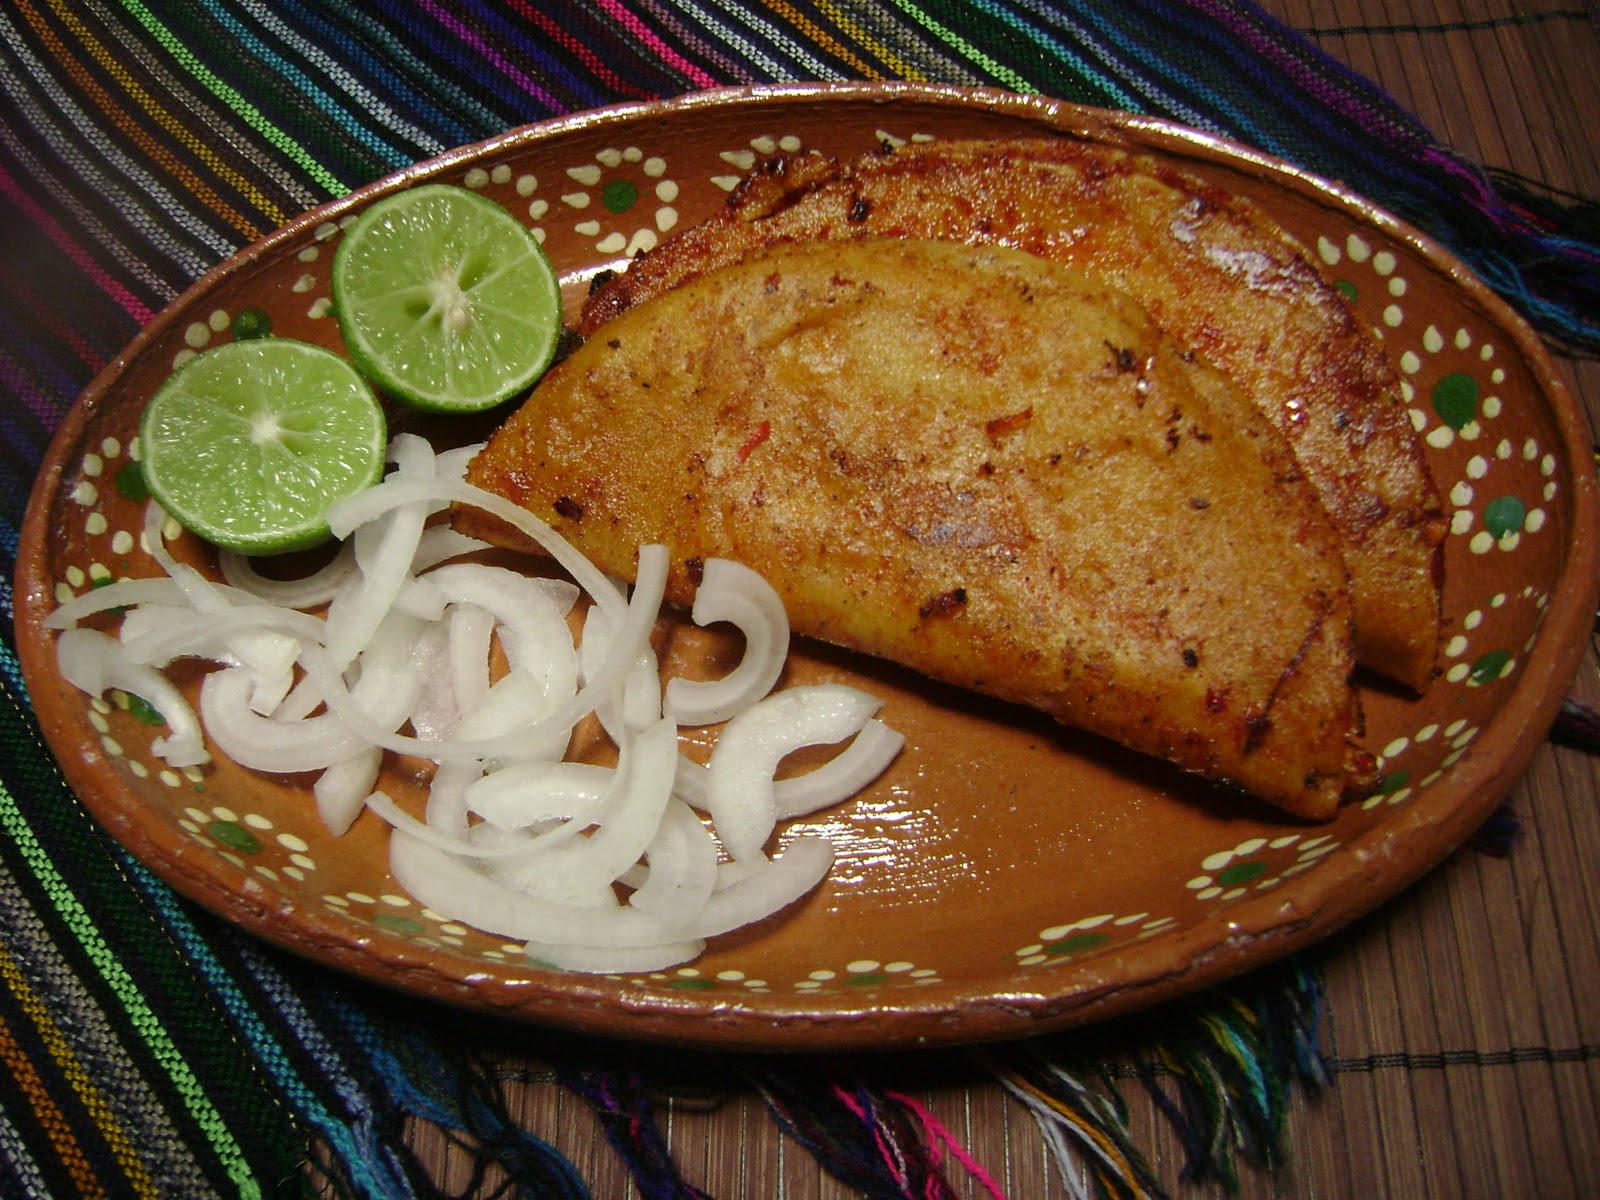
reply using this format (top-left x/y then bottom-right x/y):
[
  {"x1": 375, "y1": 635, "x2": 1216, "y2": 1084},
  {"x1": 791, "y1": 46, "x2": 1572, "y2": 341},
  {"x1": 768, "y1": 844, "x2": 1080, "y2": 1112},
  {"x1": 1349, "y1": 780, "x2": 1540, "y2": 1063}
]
[
  {"x1": 0, "y1": 355, "x2": 70, "y2": 428},
  {"x1": 591, "y1": 0, "x2": 720, "y2": 89},
  {"x1": 413, "y1": 0, "x2": 564, "y2": 111},
  {"x1": 0, "y1": 166, "x2": 152, "y2": 326}
]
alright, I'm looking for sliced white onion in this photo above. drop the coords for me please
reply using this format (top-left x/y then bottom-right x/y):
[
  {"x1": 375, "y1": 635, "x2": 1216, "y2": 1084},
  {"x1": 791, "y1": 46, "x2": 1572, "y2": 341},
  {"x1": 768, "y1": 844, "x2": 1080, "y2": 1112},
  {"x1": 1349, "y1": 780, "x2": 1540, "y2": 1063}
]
[
  {"x1": 431, "y1": 441, "x2": 485, "y2": 483},
  {"x1": 199, "y1": 662, "x2": 418, "y2": 773},
  {"x1": 774, "y1": 719, "x2": 906, "y2": 819},
  {"x1": 662, "y1": 558, "x2": 789, "y2": 726},
  {"x1": 43, "y1": 577, "x2": 192, "y2": 629},
  {"x1": 327, "y1": 476, "x2": 629, "y2": 621},
  {"x1": 447, "y1": 603, "x2": 495, "y2": 724},
  {"x1": 314, "y1": 745, "x2": 381, "y2": 836},
  {"x1": 522, "y1": 938, "x2": 707, "y2": 974},
  {"x1": 56, "y1": 628, "x2": 208, "y2": 767},
  {"x1": 118, "y1": 604, "x2": 322, "y2": 668},
  {"x1": 388, "y1": 829, "x2": 677, "y2": 947},
  {"x1": 422, "y1": 563, "x2": 578, "y2": 704},
  {"x1": 466, "y1": 760, "x2": 614, "y2": 830},
  {"x1": 404, "y1": 619, "x2": 458, "y2": 742},
  {"x1": 627, "y1": 797, "x2": 719, "y2": 922},
  {"x1": 143, "y1": 501, "x2": 229, "y2": 614},
  {"x1": 365, "y1": 792, "x2": 550, "y2": 861},
  {"x1": 410, "y1": 525, "x2": 491, "y2": 574},
  {"x1": 703, "y1": 684, "x2": 884, "y2": 862},
  {"x1": 296, "y1": 544, "x2": 666, "y2": 763},
  {"x1": 53, "y1": 438, "x2": 902, "y2": 975},
  {"x1": 323, "y1": 503, "x2": 428, "y2": 668},
  {"x1": 694, "y1": 834, "x2": 834, "y2": 937},
  {"x1": 580, "y1": 604, "x2": 663, "y2": 743},
  {"x1": 219, "y1": 541, "x2": 356, "y2": 609},
  {"x1": 484, "y1": 718, "x2": 677, "y2": 899}
]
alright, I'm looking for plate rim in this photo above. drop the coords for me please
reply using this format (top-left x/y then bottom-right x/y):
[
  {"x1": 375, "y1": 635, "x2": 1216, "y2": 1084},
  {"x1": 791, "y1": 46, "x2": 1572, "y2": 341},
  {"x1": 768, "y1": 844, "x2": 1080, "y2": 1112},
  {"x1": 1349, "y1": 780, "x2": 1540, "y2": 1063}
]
[{"x1": 14, "y1": 81, "x2": 1600, "y2": 1050}]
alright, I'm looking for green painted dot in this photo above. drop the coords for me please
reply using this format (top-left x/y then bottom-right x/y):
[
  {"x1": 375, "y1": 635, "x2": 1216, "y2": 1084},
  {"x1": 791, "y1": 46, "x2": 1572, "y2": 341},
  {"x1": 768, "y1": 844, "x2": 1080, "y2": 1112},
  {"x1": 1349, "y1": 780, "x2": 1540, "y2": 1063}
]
[
  {"x1": 1432, "y1": 372, "x2": 1479, "y2": 430},
  {"x1": 122, "y1": 692, "x2": 165, "y2": 726},
  {"x1": 372, "y1": 912, "x2": 426, "y2": 934},
  {"x1": 1217, "y1": 860, "x2": 1269, "y2": 887},
  {"x1": 231, "y1": 307, "x2": 272, "y2": 340},
  {"x1": 91, "y1": 576, "x2": 131, "y2": 616},
  {"x1": 666, "y1": 977, "x2": 717, "y2": 990},
  {"x1": 209, "y1": 821, "x2": 260, "y2": 853},
  {"x1": 116, "y1": 461, "x2": 150, "y2": 501},
  {"x1": 1483, "y1": 496, "x2": 1526, "y2": 540},
  {"x1": 1380, "y1": 770, "x2": 1411, "y2": 796},
  {"x1": 1044, "y1": 930, "x2": 1112, "y2": 957},
  {"x1": 600, "y1": 179, "x2": 638, "y2": 213},
  {"x1": 1334, "y1": 279, "x2": 1357, "y2": 302},
  {"x1": 1469, "y1": 649, "x2": 1512, "y2": 685},
  {"x1": 842, "y1": 973, "x2": 887, "y2": 987}
]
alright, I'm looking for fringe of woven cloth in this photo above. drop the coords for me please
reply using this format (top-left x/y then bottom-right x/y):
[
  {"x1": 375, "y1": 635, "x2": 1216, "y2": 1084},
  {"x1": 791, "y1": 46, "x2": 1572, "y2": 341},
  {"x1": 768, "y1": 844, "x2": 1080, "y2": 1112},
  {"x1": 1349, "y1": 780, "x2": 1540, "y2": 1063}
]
[{"x1": 302, "y1": 958, "x2": 1331, "y2": 1200}]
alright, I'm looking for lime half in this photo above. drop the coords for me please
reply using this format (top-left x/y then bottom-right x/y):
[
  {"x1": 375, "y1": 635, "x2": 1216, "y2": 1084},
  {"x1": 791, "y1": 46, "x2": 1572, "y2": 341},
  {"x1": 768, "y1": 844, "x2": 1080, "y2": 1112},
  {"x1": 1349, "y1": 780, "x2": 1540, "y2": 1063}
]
[
  {"x1": 331, "y1": 184, "x2": 562, "y2": 412},
  {"x1": 139, "y1": 339, "x2": 386, "y2": 555}
]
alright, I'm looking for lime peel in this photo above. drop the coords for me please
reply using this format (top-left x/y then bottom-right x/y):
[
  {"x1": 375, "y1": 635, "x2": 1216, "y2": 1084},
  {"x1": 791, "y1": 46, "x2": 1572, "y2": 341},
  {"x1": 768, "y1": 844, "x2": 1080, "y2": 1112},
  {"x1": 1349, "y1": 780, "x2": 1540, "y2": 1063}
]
[
  {"x1": 331, "y1": 183, "x2": 563, "y2": 413},
  {"x1": 138, "y1": 339, "x2": 386, "y2": 556}
]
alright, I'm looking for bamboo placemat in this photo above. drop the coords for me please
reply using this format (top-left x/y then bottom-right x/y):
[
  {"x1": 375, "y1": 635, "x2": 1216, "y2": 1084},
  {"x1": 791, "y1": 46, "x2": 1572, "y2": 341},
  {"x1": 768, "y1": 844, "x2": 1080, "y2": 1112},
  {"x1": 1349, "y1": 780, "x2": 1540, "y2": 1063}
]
[{"x1": 388, "y1": 5, "x2": 1600, "y2": 1196}]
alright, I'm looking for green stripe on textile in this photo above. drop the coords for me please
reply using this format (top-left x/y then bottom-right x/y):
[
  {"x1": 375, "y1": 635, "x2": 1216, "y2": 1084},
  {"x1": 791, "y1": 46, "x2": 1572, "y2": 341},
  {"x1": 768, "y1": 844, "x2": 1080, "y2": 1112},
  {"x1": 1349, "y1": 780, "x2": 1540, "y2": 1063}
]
[
  {"x1": 115, "y1": 0, "x2": 349, "y2": 200},
  {"x1": 883, "y1": 0, "x2": 1036, "y2": 93},
  {"x1": 0, "y1": 772, "x2": 260, "y2": 1199}
]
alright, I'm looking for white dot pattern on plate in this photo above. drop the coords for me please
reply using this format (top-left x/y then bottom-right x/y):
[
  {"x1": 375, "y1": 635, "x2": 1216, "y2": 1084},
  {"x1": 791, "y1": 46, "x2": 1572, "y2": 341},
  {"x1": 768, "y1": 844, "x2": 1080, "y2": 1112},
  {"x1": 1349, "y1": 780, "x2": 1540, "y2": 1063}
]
[{"x1": 36, "y1": 123, "x2": 1576, "y2": 1004}]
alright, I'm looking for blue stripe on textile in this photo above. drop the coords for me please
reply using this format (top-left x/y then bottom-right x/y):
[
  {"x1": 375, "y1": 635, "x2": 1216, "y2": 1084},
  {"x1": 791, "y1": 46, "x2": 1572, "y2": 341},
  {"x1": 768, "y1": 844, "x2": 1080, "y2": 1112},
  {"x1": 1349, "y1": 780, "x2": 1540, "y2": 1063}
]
[
  {"x1": 189, "y1": 0, "x2": 420, "y2": 171},
  {"x1": 112, "y1": 852, "x2": 425, "y2": 1200},
  {"x1": 964, "y1": 0, "x2": 1143, "y2": 109}
]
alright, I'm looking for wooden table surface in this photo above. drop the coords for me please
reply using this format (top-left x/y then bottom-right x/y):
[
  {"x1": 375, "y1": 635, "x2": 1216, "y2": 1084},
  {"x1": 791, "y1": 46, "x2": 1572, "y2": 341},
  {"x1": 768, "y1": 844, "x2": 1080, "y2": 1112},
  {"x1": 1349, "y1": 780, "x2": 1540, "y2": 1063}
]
[{"x1": 389, "y1": 4, "x2": 1600, "y2": 1197}]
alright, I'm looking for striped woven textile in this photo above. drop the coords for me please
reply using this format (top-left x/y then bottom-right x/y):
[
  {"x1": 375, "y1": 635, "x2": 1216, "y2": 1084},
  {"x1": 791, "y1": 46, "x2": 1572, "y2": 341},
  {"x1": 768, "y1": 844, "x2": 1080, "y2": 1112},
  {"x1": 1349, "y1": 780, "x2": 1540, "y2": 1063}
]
[{"x1": 2, "y1": 3, "x2": 1595, "y2": 1197}]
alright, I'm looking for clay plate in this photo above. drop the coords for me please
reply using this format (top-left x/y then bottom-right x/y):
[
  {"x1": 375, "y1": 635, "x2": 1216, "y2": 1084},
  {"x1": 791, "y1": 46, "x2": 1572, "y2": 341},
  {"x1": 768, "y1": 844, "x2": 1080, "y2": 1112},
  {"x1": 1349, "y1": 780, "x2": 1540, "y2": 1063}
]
[{"x1": 15, "y1": 84, "x2": 1599, "y2": 1051}]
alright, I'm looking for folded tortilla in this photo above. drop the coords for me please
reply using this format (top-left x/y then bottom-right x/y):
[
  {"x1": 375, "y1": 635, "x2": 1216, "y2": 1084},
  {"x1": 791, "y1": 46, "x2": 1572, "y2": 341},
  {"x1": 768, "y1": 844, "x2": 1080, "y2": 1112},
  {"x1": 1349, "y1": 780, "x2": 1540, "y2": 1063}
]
[
  {"x1": 583, "y1": 137, "x2": 1445, "y2": 691},
  {"x1": 465, "y1": 237, "x2": 1377, "y2": 818}
]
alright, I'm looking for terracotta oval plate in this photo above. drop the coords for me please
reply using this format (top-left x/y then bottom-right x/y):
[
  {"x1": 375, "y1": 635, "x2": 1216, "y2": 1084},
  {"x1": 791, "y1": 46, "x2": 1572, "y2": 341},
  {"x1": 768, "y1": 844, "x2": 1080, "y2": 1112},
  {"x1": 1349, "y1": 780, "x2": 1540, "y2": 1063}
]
[{"x1": 15, "y1": 84, "x2": 1599, "y2": 1050}]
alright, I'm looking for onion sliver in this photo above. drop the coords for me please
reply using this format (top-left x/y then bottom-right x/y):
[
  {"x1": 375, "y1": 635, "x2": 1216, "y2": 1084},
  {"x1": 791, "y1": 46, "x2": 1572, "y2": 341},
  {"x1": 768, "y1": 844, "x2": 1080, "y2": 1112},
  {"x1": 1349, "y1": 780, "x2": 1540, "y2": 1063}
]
[
  {"x1": 297, "y1": 544, "x2": 667, "y2": 764},
  {"x1": 447, "y1": 603, "x2": 495, "y2": 725},
  {"x1": 388, "y1": 830, "x2": 678, "y2": 947},
  {"x1": 663, "y1": 558, "x2": 789, "y2": 727},
  {"x1": 200, "y1": 663, "x2": 418, "y2": 773},
  {"x1": 366, "y1": 794, "x2": 556, "y2": 861},
  {"x1": 327, "y1": 476, "x2": 629, "y2": 621},
  {"x1": 487, "y1": 718, "x2": 677, "y2": 898},
  {"x1": 411, "y1": 525, "x2": 491, "y2": 574},
  {"x1": 627, "y1": 797, "x2": 719, "y2": 922},
  {"x1": 774, "y1": 719, "x2": 906, "y2": 819},
  {"x1": 56, "y1": 628, "x2": 207, "y2": 767},
  {"x1": 423, "y1": 563, "x2": 578, "y2": 703},
  {"x1": 118, "y1": 603, "x2": 322, "y2": 667},
  {"x1": 693, "y1": 834, "x2": 834, "y2": 938},
  {"x1": 523, "y1": 939, "x2": 706, "y2": 974},
  {"x1": 314, "y1": 745, "x2": 381, "y2": 836},
  {"x1": 704, "y1": 684, "x2": 884, "y2": 862},
  {"x1": 580, "y1": 604, "x2": 662, "y2": 743},
  {"x1": 220, "y1": 541, "x2": 356, "y2": 609},
  {"x1": 44, "y1": 577, "x2": 193, "y2": 629},
  {"x1": 323, "y1": 499, "x2": 429, "y2": 668},
  {"x1": 466, "y1": 761, "x2": 615, "y2": 830}
]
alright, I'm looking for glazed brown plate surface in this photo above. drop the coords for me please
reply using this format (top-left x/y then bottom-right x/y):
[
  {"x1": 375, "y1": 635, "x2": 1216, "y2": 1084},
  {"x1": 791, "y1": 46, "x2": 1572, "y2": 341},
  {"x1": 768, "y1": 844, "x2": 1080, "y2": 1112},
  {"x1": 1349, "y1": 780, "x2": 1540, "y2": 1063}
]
[{"x1": 15, "y1": 84, "x2": 1599, "y2": 1050}]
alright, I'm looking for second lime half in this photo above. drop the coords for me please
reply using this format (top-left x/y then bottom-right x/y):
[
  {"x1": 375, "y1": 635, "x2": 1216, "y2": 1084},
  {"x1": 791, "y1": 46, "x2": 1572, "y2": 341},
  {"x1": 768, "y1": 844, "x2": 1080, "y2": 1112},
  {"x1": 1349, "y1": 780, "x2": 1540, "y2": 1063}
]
[{"x1": 332, "y1": 184, "x2": 562, "y2": 413}]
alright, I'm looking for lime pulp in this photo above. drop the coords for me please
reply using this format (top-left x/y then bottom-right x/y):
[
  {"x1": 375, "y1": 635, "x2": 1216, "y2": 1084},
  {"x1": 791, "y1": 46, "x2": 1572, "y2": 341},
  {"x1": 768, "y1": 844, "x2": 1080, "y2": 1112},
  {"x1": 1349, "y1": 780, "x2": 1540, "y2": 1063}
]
[
  {"x1": 331, "y1": 183, "x2": 563, "y2": 413},
  {"x1": 138, "y1": 339, "x2": 387, "y2": 555}
]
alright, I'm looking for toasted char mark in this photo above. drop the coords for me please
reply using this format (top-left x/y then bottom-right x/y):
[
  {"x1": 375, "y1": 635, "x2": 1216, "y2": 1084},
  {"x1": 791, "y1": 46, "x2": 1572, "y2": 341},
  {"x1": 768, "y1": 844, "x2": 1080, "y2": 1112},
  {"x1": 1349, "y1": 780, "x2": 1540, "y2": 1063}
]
[
  {"x1": 468, "y1": 237, "x2": 1376, "y2": 819},
  {"x1": 582, "y1": 136, "x2": 1445, "y2": 692}
]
